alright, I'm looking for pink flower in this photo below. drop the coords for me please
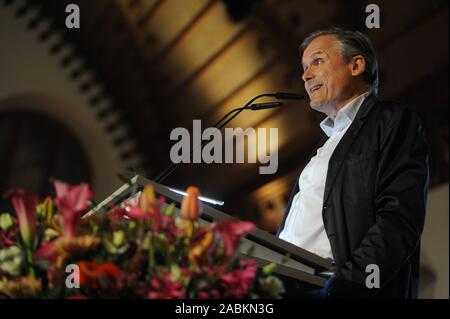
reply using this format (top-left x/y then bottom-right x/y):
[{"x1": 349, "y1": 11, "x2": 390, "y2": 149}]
[
  {"x1": 125, "y1": 206, "x2": 163, "y2": 231},
  {"x1": 213, "y1": 221, "x2": 255, "y2": 258},
  {"x1": 206, "y1": 263, "x2": 228, "y2": 277},
  {"x1": 1, "y1": 229, "x2": 16, "y2": 248},
  {"x1": 123, "y1": 196, "x2": 171, "y2": 234},
  {"x1": 34, "y1": 241, "x2": 58, "y2": 263},
  {"x1": 108, "y1": 206, "x2": 129, "y2": 229},
  {"x1": 4, "y1": 189, "x2": 39, "y2": 247},
  {"x1": 221, "y1": 259, "x2": 257, "y2": 298},
  {"x1": 198, "y1": 289, "x2": 220, "y2": 299},
  {"x1": 34, "y1": 242, "x2": 60, "y2": 286},
  {"x1": 122, "y1": 206, "x2": 146, "y2": 220},
  {"x1": 53, "y1": 181, "x2": 93, "y2": 237},
  {"x1": 148, "y1": 273, "x2": 185, "y2": 299},
  {"x1": 67, "y1": 295, "x2": 88, "y2": 299}
]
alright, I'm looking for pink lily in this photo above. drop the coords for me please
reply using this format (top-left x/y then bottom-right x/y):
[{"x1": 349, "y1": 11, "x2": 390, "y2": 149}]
[
  {"x1": 221, "y1": 259, "x2": 257, "y2": 298},
  {"x1": 53, "y1": 181, "x2": 93, "y2": 237},
  {"x1": 148, "y1": 272, "x2": 185, "y2": 299},
  {"x1": 213, "y1": 220, "x2": 255, "y2": 258},
  {"x1": 124, "y1": 205, "x2": 161, "y2": 224},
  {"x1": 34, "y1": 241, "x2": 58, "y2": 263},
  {"x1": 5, "y1": 189, "x2": 39, "y2": 248}
]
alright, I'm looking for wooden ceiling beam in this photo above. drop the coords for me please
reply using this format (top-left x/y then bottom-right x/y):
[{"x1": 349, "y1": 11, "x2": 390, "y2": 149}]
[{"x1": 153, "y1": 0, "x2": 219, "y2": 64}]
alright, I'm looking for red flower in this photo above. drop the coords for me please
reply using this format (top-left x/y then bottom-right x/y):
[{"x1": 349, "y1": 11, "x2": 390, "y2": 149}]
[
  {"x1": 124, "y1": 206, "x2": 150, "y2": 220},
  {"x1": 198, "y1": 289, "x2": 220, "y2": 299},
  {"x1": 78, "y1": 261, "x2": 124, "y2": 289},
  {"x1": 0, "y1": 229, "x2": 16, "y2": 248},
  {"x1": 53, "y1": 181, "x2": 93, "y2": 237},
  {"x1": 148, "y1": 273, "x2": 185, "y2": 299},
  {"x1": 213, "y1": 221, "x2": 255, "y2": 258},
  {"x1": 4, "y1": 189, "x2": 39, "y2": 247},
  {"x1": 221, "y1": 259, "x2": 257, "y2": 298},
  {"x1": 47, "y1": 265, "x2": 62, "y2": 288},
  {"x1": 108, "y1": 207, "x2": 127, "y2": 229},
  {"x1": 34, "y1": 241, "x2": 58, "y2": 263},
  {"x1": 67, "y1": 295, "x2": 88, "y2": 299}
]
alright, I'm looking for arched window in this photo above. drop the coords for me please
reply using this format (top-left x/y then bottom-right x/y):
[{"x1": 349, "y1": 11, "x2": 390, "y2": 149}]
[{"x1": 0, "y1": 111, "x2": 91, "y2": 203}]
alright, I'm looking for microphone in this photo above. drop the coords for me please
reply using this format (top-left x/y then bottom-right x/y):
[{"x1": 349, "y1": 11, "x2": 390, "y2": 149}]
[
  {"x1": 214, "y1": 102, "x2": 283, "y2": 128},
  {"x1": 154, "y1": 93, "x2": 296, "y2": 183},
  {"x1": 249, "y1": 102, "x2": 283, "y2": 110},
  {"x1": 154, "y1": 101, "x2": 282, "y2": 183},
  {"x1": 214, "y1": 102, "x2": 285, "y2": 129},
  {"x1": 274, "y1": 92, "x2": 306, "y2": 100}
]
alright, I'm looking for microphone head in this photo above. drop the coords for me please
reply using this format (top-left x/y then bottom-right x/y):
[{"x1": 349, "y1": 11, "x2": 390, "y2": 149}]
[
  {"x1": 275, "y1": 92, "x2": 306, "y2": 100},
  {"x1": 249, "y1": 102, "x2": 283, "y2": 110}
]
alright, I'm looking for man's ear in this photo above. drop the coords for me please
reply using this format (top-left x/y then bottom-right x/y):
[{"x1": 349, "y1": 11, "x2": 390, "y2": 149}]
[{"x1": 351, "y1": 55, "x2": 366, "y2": 77}]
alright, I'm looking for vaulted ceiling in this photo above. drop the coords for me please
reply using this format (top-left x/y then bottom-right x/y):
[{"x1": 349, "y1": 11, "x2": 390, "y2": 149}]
[{"x1": 7, "y1": 0, "x2": 448, "y2": 229}]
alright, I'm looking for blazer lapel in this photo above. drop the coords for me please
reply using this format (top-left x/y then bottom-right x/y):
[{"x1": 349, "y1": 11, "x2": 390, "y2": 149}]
[{"x1": 322, "y1": 94, "x2": 379, "y2": 205}]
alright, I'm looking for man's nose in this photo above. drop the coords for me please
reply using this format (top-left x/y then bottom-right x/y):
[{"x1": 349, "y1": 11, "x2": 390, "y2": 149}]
[{"x1": 302, "y1": 68, "x2": 313, "y2": 82}]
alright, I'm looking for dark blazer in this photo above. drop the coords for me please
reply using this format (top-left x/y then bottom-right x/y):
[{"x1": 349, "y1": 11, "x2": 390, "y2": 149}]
[{"x1": 278, "y1": 94, "x2": 430, "y2": 299}]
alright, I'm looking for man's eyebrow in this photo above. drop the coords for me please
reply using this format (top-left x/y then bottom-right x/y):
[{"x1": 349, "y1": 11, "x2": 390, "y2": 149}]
[
  {"x1": 310, "y1": 50, "x2": 325, "y2": 57},
  {"x1": 302, "y1": 50, "x2": 325, "y2": 68}
]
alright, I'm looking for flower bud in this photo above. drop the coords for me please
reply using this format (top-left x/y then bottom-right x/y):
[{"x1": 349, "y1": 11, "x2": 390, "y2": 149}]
[{"x1": 180, "y1": 186, "x2": 200, "y2": 220}]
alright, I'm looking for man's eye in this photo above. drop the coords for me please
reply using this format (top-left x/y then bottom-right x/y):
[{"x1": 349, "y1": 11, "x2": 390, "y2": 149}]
[{"x1": 312, "y1": 58, "x2": 323, "y2": 65}]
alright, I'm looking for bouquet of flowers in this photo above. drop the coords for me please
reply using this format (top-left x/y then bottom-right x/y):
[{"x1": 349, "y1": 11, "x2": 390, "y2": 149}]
[{"x1": 0, "y1": 181, "x2": 285, "y2": 299}]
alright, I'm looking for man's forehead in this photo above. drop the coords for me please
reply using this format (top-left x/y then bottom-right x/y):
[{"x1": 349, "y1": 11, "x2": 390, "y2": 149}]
[{"x1": 302, "y1": 34, "x2": 338, "y2": 60}]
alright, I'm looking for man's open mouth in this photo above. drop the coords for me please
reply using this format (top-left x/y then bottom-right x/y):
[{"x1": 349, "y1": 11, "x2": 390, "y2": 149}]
[{"x1": 310, "y1": 84, "x2": 322, "y2": 94}]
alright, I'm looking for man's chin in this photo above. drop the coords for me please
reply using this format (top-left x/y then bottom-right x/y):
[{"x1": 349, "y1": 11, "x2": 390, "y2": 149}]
[{"x1": 309, "y1": 100, "x2": 325, "y2": 112}]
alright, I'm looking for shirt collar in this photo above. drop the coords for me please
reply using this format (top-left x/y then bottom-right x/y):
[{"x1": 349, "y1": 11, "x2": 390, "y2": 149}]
[{"x1": 320, "y1": 91, "x2": 371, "y2": 137}]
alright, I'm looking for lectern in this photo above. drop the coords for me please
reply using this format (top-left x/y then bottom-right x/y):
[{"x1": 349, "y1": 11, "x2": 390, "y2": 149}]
[{"x1": 83, "y1": 174, "x2": 333, "y2": 296}]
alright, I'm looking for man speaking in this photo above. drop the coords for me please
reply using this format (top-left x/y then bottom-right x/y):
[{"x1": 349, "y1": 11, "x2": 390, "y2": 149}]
[{"x1": 277, "y1": 28, "x2": 430, "y2": 299}]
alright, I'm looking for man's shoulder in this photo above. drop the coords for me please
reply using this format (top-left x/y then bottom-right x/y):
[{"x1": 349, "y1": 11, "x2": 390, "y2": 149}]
[
  {"x1": 373, "y1": 98, "x2": 407, "y2": 117},
  {"x1": 369, "y1": 97, "x2": 420, "y2": 126}
]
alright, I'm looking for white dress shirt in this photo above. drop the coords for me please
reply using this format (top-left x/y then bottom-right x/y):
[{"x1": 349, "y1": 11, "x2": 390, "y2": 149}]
[{"x1": 279, "y1": 91, "x2": 371, "y2": 260}]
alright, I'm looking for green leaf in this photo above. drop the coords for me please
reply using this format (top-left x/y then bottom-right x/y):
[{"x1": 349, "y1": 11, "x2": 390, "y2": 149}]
[
  {"x1": 35, "y1": 203, "x2": 46, "y2": 219},
  {"x1": 128, "y1": 220, "x2": 137, "y2": 230},
  {"x1": 164, "y1": 203, "x2": 175, "y2": 216},
  {"x1": 0, "y1": 213, "x2": 14, "y2": 231},
  {"x1": 262, "y1": 262, "x2": 277, "y2": 275},
  {"x1": 258, "y1": 276, "x2": 285, "y2": 298},
  {"x1": 170, "y1": 264, "x2": 181, "y2": 282},
  {"x1": 112, "y1": 230, "x2": 125, "y2": 247},
  {"x1": 103, "y1": 239, "x2": 130, "y2": 255}
]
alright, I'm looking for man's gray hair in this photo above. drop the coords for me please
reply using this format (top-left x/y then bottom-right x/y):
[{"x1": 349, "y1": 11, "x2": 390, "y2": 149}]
[{"x1": 299, "y1": 27, "x2": 379, "y2": 95}]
